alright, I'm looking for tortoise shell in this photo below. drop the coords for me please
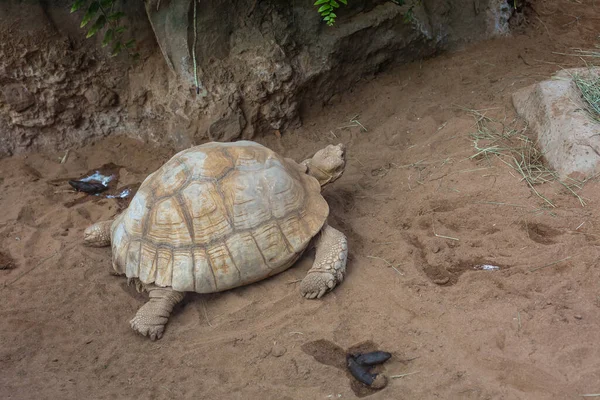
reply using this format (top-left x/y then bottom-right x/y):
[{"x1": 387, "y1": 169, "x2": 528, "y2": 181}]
[{"x1": 110, "y1": 141, "x2": 329, "y2": 293}]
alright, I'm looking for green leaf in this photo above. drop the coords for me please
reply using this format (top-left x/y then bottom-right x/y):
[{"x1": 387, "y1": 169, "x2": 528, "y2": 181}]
[
  {"x1": 125, "y1": 39, "x2": 135, "y2": 49},
  {"x1": 102, "y1": 28, "x2": 113, "y2": 47},
  {"x1": 70, "y1": 0, "x2": 85, "y2": 13},
  {"x1": 324, "y1": 16, "x2": 331, "y2": 20},
  {"x1": 329, "y1": 12, "x2": 337, "y2": 18},
  {"x1": 314, "y1": 0, "x2": 329, "y2": 5},
  {"x1": 108, "y1": 11, "x2": 125, "y2": 21},
  {"x1": 331, "y1": 0, "x2": 340, "y2": 8},
  {"x1": 339, "y1": 0, "x2": 347, "y2": 4},
  {"x1": 111, "y1": 40, "x2": 122, "y2": 56},
  {"x1": 321, "y1": 10, "x2": 331, "y2": 16},
  {"x1": 80, "y1": 1, "x2": 99, "y2": 28},
  {"x1": 318, "y1": 4, "x2": 332, "y2": 12},
  {"x1": 115, "y1": 26, "x2": 126, "y2": 34},
  {"x1": 100, "y1": 0, "x2": 113, "y2": 7},
  {"x1": 86, "y1": 15, "x2": 106, "y2": 38}
]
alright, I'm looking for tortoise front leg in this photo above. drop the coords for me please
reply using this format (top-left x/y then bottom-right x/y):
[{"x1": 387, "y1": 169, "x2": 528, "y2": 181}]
[
  {"x1": 130, "y1": 285, "x2": 185, "y2": 340},
  {"x1": 300, "y1": 223, "x2": 348, "y2": 299}
]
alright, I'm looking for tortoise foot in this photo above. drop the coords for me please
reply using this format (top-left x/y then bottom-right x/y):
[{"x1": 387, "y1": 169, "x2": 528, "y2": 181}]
[
  {"x1": 129, "y1": 285, "x2": 185, "y2": 340},
  {"x1": 300, "y1": 271, "x2": 339, "y2": 299},
  {"x1": 130, "y1": 316, "x2": 166, "y2": 341}
]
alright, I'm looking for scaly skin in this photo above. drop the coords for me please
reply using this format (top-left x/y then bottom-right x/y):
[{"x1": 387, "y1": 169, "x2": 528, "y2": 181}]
[
  {"x1": 83, "y1": 220, "x2": 113, "y2": 247},
  {"x1": 300, "y1": 224, "x2": 348, "y2": 299},
  {"x1": 302, "y1": 143, "x2": 346, "y2": 187},
  {"x1": 130, "y1": 285, "x2": 185, "y2": 340}
]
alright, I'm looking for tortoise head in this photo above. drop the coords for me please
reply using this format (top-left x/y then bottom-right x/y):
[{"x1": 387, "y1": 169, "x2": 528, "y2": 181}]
[
  {"x1": 304, "y1": 143, "x2": 346, "y2": 188},
  {"x1": 83, "y1": 220, "x2": 113, "y2": 247}
]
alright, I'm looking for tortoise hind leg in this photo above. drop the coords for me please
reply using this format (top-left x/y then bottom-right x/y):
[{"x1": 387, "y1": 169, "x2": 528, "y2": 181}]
[
  {"x1": 300, "y1": 224, "x2": 348, "y2": 299},
  {"x1": 130, "y1": 284, "x2": 185, "y2": 340}
]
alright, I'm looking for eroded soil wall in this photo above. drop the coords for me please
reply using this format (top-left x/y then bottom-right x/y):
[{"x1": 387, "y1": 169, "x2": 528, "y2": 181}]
[{"x1": 0, "y1": 0, "x2": 518, "y2": 156}]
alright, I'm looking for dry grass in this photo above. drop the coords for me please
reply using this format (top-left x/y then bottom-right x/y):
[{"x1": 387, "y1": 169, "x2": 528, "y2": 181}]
[
  {"x1": 466, "y1": 109, "x2": 591, "y2": 207},
  {"x1": 552, "y1": 41, "x2": 600, "y2": 121},
  {"x1": 573, "y1": 71, "x2": 600, "y2": 122}
]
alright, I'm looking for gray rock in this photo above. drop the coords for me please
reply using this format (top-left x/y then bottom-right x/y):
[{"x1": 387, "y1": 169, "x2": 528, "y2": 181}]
[
  {"x1": 2, "y1": 83, "x2": 35, "y2": 112},
  {"x1": 512, "y1": 68, "x2": 600, "y2": 180},
  {"x1": 208, "y1": 106, "x2": 247, "y2": 142},
  {"x1": 271, "y1": 343, "x2": 287, "y2": 357}
]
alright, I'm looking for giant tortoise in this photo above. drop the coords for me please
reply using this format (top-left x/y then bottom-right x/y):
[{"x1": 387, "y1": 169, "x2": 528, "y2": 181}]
[{"x1": 83, "y1": 140, "x2": 347, "y2": 340}]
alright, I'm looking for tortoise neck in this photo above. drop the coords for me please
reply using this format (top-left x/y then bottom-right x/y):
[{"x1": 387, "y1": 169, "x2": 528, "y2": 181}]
[
  {"x1": 96, "y1": 220, "x2": 113, "y2": 247},
  {"x1": 305, "y1": 159, "x2": 333, "y2": 188}
]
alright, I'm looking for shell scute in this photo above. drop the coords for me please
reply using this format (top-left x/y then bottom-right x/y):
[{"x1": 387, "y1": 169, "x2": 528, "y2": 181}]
[
  {"x1": 124, "y1": 189, "x2": 149, "y2": 237},
  {"x1": 225, "y1": 232, "x2": 271, "y2": 284},
  {"x1": 207, "y1": 244, "x2": 241, "y2": 290},
  {"x1": 138, "y1": 242, "x2": 157, "y2": 282},
  {"x1": 252, "y1": 221, "x2": 293, "y2": 269},
  {"x1": 264, "y1": 163, "x2": 305, "y2": 219},
  {"x1": 230, "y1": 145, "x2": 268, "y2": 171},
  {"x1": 155, "y1": 248, "x2": 174, "y2": 287},
  {"x1": 192, "y1": 249, "x2": 216, "y2": 293},
  {"x1": 151, "y1": 160, "x2": 188, "y2": 197},
  {"x1": 147, "y1": 197, "x2": 193, "y2": 245},
  {"x1": 179, "y1": 148, "x2": 233, "y2": 179},
  {"x1": 220, "y1": 170, "x2": 271, "y2": 231},
  {"x1": 125, "y1": 241, "x2": 141, "y2": 278},
  {"x1": 111, "y1": 218, "x2": 128, "y2": 274},
  {"x1": 278, "y1": 213, "x2": 312, "y2": 253},
  {"x1": 171, "y1": 250, "x2": 194, "y2": 292},
  {"x1": 180, "y1": 181, "x2": 233, "y2": 243}
]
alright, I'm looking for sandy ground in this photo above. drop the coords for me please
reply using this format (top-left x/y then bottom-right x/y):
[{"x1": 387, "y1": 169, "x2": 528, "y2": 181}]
[{"x1": 3, "y1": 1, "x2": 600, "y2": 398}]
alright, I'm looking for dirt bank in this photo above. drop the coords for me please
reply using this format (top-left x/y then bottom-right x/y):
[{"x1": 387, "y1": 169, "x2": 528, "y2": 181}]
[{"x1": 1, "y1": 0, "x2": 516, "y2": 157}]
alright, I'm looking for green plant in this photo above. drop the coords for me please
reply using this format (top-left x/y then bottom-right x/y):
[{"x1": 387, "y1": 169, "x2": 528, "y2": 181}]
[
  {"x1": 70, "y1": 0, "x2": 138, "y2": 59},
  {"x1": 314, "y1": 0, "x2": 347, "y2": 26},
  {"x1": 392, "y1": 0, "x2": 421, "y2": 23},
  {"x1": 314, "y1": 0, "x2": 420, "y2": 27}
]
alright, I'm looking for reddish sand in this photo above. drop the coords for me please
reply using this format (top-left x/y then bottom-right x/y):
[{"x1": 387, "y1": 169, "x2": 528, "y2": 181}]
[{"x1": 3, "y1": 1, "x2": 600, "y2": 398}]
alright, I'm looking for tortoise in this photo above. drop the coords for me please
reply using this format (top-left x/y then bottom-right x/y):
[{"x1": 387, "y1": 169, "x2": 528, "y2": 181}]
[{"x1": 83, "y1": 140, "x2": 348, "y2": 340}]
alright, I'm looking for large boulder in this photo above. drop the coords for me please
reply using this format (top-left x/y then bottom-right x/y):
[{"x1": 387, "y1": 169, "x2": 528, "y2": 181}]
[{"x1": 512, "y1": 68, "x2": 600, "y2": 180}]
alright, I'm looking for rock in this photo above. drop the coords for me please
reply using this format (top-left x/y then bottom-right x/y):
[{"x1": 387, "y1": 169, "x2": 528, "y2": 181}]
[
  {"x1": 370, "y1": 373, "x2": 388, "y2": 390},
  {"x1": 84, "y1": 85, "x2": 119, "y2": 108},
  {"x1": 433, "y1": 276, "x2": 450, "y2": 285},
  {"x1": 512, "y1": 68, "x2": 600, "y2": 180},
  {"x1": 17, "y1": 205, "x2": 36, "y2": 227},
  {"x1": 59, "y1": 108, "x2": 83, "y2": 127},
  {"x1": 271, "y1": 343, "x2": 287, "y2": 357},
  {"x1": 2, "y1": 83, "x2": 35, "y2": 112},
  {"x1": 208, "y1": 106, "x2": 247, "y2": 142},
  {"x1": 0, "y1": 251, "x2": 16, "y2": 270}
]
